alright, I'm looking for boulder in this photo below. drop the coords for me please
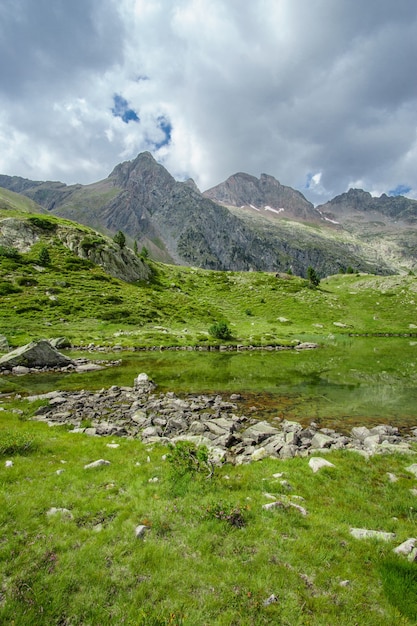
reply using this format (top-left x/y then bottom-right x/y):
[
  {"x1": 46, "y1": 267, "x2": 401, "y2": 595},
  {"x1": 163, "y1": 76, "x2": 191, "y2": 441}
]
[
  {"x1": 0, "y1": 339, "x2": 73, "y2": 370},
  {"x1": 49, "y1": 337, "x2": 72, "y2": 349},
  {"x1": 309, "y1": 457, "x2": 335, "y2": 473}
]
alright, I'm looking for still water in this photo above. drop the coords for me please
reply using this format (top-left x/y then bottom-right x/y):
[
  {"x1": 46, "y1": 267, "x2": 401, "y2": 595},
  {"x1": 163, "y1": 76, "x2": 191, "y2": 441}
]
[{"x1": 3, "y1": 337, "x2": 417, "y2": 432}]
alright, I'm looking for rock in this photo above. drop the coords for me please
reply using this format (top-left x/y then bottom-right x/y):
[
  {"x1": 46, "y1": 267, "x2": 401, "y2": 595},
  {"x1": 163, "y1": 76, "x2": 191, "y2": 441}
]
[
  {"x1": 49, "y1": 337, "x2": 72, "y2": 349},
  {"x1": 135, "y1": 524, "x2": 150, "y2": 539},
  {"x1": 350, "y1": 528, "x2": 395, "y2": 541},
  {"x1": 47, "y1": 507, "x2": 73, "y2": 520},
  {"x1": 393, "y1": 538, "x2": 417, "y2": 556},
  {"x1": 387, "y1": 472, "x2": 398, "y2": 483},
  {"x1": 75, "y1": 363, "x2": 105, "y2": 372},
  {"x1": 134, "y1": 373, "x2": 156, "y2": 393},
  {"x1": 0, "y1": 339, "x2": 74, "y2": 370},
  {"x1": 406, "y1": 464, "x2": 417, "y2": 478},
  {"x1": 309, "y1": 457, "x2": 335, "y2": 473},
  {"x1": 242, "y1": 421, "x2": 280, "y2": 444},
  {"x1": 262, "y1": 500, "x2": 308, "y2": 516},
  {"x1": 12, "y1": 366, "x2": 30, "y2": 375},
  {"x1": 251, "y1": 447, "x2": 268, "y2": 462},
  {"x1": 310, "y1": 433, "x2": 334, "y2": 449},
  {"x1": 5, "y1": 460, "x2": 13, "y2": 468},
  {"x1": 84, "y1": 459, "x2": 111, "y2": 469},
  {"x1": 279, "y1": 444, "x2": 297, "y2": 459},
  {"x1": 263, "y1": 594, "x2": 278, "y2": 606},
  {"x1": 351, "y1": 426, "x2": 371, "y2": 441},
  {"x1": 295, "y1": 342, "x2": 319, "y2": 350}
]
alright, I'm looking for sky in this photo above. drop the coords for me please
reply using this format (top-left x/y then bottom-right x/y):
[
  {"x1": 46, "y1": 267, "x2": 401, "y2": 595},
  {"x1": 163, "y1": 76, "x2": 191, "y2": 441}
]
[{"x1": 0, "y1": 0, "x2": 416, "y2": 205}]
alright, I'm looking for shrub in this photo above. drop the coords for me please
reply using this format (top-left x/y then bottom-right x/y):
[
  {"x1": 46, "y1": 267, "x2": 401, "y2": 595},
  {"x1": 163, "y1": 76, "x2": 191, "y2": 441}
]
[
  {"x1": 28, "y1": 217, "x2": 56, "y2": 231},
  {"x1": 80, "y1": 236, "x2": 104, "y2": 253},
  {"x1": 204, "y1": 502, "x2": 247, "y2": 528},
  {"x1": 0, "y1": 280, "x2": 22, "y2": 295},
  {"x1": 0, "y1": 430, "x2": 37, "y2": 456},
  {"x1": 209, "y1": 321, "x2": 232, "y2": 341},
  {"x1": 38, "y1": 246, "x2": 51, "y2": 266},
  {"x1": 0, "y1": 245, "x2": 21, "y2": 260},
  {"x1": 166, "y1": 441, "x2": 213, "y2": 479}
]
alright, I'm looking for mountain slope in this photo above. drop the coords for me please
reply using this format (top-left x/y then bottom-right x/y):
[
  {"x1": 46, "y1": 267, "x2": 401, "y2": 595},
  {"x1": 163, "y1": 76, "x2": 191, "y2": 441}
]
[
  {"x1": 0, "y1": 189, "x2": 151, "y2": 283},
  {"x1": 0, "y1": 153, "x2": 415, "y2": 276}
]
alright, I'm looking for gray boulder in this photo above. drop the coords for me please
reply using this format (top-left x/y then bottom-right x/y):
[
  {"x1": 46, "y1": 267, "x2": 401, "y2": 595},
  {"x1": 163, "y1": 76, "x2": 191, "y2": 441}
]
[{"x1": 0, "y1": 339, "x2": 73, "y2": 370}]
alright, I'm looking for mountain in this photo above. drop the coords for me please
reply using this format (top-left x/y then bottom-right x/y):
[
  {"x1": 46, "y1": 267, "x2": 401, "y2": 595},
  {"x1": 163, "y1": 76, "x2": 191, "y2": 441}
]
[
  {"x1": 204, "y1": 172, "x2": 321, "y2": 223},
  {"x1": 0, "y1": 153, "x2": 416, "y2": 276}
]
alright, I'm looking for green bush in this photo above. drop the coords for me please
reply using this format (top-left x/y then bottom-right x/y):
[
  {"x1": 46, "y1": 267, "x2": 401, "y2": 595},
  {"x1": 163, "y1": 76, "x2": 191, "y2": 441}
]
[
  {"x1": 0, "y1": 245, "x2": 21, "y2": 260},
  {"x1": 0, "y1": 280, "x2": 22, "y2": 295},
  {"x1": 0, "y1": 430, "x2": 37, "y2": 456},
  {"x1": 208, "y1": 321, "x2": 232, "y2": 340},
  {"x1": 80, "y1": 235, "x2": 104, "y2": 253},
  {"x1": 28, "y1": 217, "x2": 57, "y2": 231},
  {"x1": 38, "y1": 246, "x2": 51, "y2": 266},
  {"x1": 167, "y1": 441, "x2": 213, "y2": 479}
]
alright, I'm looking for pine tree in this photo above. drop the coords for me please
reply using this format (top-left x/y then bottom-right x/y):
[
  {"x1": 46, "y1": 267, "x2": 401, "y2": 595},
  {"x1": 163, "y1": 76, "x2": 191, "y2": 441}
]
[
  {"x1": 113, "y1": 230, "x2": 126, "y2": 249},
  {"x1": 307, "y1": 266, "x2": 320, "y2": 287}
]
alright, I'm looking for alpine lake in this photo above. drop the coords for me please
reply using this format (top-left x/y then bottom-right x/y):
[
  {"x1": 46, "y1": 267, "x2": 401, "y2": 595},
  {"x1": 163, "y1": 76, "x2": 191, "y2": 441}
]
[{"x1": 4, "y1": 335, "x2": 417, "y2": 434}]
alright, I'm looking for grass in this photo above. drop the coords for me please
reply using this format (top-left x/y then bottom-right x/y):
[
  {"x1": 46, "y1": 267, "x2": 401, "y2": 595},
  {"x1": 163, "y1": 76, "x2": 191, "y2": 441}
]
[
  {"x1": 2, "y1": 204, "x2": 417, "y2": 622},
  {"x1": 0, "y1": 402, "x2": 416, "y2": 624}
]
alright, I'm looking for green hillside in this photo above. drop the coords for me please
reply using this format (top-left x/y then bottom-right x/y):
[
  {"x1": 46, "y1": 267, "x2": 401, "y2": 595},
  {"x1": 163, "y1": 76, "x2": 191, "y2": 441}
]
[{"x1": 1, "y1": 200, "x2": 417, "y2": 350}]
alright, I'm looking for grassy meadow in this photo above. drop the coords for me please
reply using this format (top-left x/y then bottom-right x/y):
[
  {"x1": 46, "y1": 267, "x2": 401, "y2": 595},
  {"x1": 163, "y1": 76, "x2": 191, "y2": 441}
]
[{"x1": 1, "y1": 207, "x2": 417, "y2": 623}]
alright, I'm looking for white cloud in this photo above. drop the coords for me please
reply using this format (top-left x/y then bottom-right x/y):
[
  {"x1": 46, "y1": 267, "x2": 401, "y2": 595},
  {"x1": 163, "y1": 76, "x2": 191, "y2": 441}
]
[{"x1": 0, "y1": 0, "x2": 416, "y2": 204}]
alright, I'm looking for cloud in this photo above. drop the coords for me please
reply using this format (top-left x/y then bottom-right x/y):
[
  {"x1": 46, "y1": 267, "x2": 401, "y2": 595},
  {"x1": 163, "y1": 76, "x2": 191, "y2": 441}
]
[{"x1": 0, "y1": 0, "x2": 416, "y2": 204}]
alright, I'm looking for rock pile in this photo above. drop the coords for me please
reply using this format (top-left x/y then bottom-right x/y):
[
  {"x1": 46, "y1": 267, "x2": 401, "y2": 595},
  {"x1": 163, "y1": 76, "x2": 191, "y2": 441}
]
[{"x1": 29, "y1": 374, "x2": 417, "y2": 465}]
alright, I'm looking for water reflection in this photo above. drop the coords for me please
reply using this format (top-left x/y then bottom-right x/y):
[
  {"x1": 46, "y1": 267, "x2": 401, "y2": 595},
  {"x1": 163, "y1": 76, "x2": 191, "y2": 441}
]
[{"x1": 2, "y1": 338, "x2": 417, "y2": 431}]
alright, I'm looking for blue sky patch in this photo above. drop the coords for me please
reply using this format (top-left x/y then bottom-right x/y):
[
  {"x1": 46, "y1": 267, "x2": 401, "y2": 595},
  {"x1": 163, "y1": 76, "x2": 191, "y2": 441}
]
[
  {"x1": 153, "y1": 116, "x2": 172, "y2": 149},
  {"x1": 388, "y1": 184, "x2": 411, "y2": 197},
  {"x1": 112, "y1": 94, "x2": 139, "y2": 123}
]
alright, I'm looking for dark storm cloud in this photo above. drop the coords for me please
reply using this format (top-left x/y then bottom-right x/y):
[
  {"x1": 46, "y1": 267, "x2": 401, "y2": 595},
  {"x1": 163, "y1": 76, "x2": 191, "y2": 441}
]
[
  {"x1": 0, "y1": 0, "x2": 125, "y2": 97},
  {"x1": 0, "y1": 0, "x2": 416, "y2": 203}
]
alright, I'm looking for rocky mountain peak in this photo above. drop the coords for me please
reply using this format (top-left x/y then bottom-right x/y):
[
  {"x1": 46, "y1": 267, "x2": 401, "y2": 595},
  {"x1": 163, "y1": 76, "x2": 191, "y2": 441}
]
[
  {"x1": 109, "y1": 151, "x2": 175, "y2": 191},
  {"x1": 204, "y1": 170, "x2": 317, "y2": 221}
]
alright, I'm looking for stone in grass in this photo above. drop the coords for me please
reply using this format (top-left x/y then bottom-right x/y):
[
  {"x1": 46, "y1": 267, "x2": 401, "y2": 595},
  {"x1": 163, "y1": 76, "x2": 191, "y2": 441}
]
[
  {"x1": 350, "y1": 528, "x2": 395, "y2": 541},
  {"x1": 5, "y1": 460, "x2": 13, "y2": 468},
  {"x1": 47, "y1": 507, "x2": 73, "y2": 520},
  {"x1": 263, "y1": 594, "x2": 278, "y2": 606},
  {"x1": 393, "y1": 538, "x2": 417, "y2": 557},
  {"x1": 135, "y1": 525, "x2": 150, "y2": 539},
  {"x1": 405, "y1": 464, "x2": 417, "y2": 478},
  {"x1": 84, "y1": 459, "x2": 111, "y2": 469},
  {"x1": 262, "y1": 500, "x2": 308, "y2": 517},
  {"x1": 308, "y1": 457, "x2": 335, "y2": 473}
]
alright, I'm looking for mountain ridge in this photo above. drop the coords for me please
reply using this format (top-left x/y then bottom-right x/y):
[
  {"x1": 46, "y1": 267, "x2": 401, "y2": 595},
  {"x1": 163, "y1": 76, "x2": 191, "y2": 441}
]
[{"x1": 0, "y1": 152, "x2": 416, "y2": 276}]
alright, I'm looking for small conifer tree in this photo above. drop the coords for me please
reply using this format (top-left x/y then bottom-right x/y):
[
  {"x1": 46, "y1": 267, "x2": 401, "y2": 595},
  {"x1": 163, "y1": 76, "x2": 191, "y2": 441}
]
[
  {"x1": 113, "y1": 230, "x2": 126, "y2": 249},
  {"x1": 307, "y1": 266, "x2": 320, "y2": 287},
  {"x1": 38, "y1": 246, "x2": 51, "y2": 266}
]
